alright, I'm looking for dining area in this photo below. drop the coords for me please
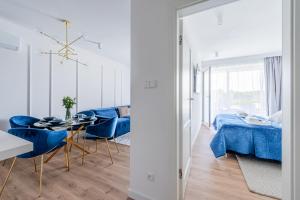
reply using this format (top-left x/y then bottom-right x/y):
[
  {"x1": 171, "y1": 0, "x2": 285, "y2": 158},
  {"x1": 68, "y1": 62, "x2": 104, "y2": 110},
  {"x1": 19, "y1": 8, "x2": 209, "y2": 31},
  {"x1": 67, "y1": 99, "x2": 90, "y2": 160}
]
[{"x1": 0, "y1": 98, "x2": 131, "y2": 199}]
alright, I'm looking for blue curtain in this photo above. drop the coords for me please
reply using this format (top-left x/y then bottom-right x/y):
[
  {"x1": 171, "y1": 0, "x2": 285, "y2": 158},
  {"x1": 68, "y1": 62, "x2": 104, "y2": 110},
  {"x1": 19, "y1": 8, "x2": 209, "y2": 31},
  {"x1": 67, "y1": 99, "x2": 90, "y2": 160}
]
[{"x1": 264, "y1": 56, "x2": 282, "y2": 115}]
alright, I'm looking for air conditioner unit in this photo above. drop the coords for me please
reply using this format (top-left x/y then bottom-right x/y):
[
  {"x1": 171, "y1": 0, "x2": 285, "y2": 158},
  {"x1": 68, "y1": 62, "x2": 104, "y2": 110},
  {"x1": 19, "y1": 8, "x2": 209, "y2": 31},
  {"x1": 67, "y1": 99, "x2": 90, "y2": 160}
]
[{"x1": 0, "y1": 30, "x2": 20, "y2": 51}]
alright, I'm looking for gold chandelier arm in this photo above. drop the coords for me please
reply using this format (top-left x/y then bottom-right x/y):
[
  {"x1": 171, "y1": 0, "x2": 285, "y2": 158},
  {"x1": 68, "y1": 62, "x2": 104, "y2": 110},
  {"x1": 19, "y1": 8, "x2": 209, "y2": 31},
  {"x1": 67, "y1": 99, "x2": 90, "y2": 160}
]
[
  {"x1": 40, "y1": 32, "x2": 65, "y2": 47},
  {"x1": 40, "y1": 19, "x2": 88, "y2": 66},
  {"x1": 58, "y1": 35, "x2": 84, "y2": 53},
  {"x1": 57, "y1": 55, "x2": 87, "y2": 66},
  {"x1": 41, "y1": 52, "x2": 77, "y2": 55},
  {"x1": 40, "y1": 31, "x2": 76, "y2": 52}
]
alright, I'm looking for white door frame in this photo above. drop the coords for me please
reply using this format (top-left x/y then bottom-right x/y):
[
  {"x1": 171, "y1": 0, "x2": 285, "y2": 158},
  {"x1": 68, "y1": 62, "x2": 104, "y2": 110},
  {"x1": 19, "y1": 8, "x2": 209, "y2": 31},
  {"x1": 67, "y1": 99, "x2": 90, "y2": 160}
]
[{"x1": 176, "y1": 0, "x2": 296, "y2": 200}]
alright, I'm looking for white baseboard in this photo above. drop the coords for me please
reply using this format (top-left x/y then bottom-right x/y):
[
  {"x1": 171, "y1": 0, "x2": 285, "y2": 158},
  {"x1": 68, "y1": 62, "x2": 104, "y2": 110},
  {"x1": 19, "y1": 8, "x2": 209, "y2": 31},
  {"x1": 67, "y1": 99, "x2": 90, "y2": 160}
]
[
  {"x1": 192, "y1": 123, "x2": 202, "y2": 147},
  {"x1": 182, "y1": 157, "x2": 191, "y2": 198},
  {"x1": 128, "y1": 188, "x2": 152, "y2": 200}
]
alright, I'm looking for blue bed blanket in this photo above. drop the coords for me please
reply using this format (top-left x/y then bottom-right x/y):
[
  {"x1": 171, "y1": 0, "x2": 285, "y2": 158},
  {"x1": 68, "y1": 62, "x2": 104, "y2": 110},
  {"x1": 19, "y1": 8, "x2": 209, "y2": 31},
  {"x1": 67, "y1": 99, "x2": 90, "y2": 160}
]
[{"x1": 210, "y1": 114, "x2": 282, "y2": 161}]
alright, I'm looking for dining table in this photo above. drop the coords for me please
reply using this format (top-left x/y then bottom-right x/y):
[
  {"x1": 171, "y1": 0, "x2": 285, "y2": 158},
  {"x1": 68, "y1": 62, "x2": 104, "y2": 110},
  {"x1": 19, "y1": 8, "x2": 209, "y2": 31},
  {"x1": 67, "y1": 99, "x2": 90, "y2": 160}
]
[{"x1": 33, "y1": 116, "x2": 97, "y2": 166}]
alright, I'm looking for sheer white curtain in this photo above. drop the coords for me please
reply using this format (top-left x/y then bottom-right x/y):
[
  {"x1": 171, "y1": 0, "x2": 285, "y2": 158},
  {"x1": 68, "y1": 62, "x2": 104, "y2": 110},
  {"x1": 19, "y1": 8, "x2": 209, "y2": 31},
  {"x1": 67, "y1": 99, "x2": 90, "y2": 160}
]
[
  {"x1": 264, "y1": 56, "x2": 282, "y2": 115},
  {"x1": 210, "y1": 62, "x2": 266, "y2": 121}
]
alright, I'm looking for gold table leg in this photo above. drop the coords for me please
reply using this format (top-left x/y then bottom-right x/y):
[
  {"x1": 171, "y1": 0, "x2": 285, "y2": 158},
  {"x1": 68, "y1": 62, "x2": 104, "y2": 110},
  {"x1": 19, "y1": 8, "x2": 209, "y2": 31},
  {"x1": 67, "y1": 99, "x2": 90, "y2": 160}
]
[
  {"x1": 44, "y1": 147, "x2": 61, "y2": 163},
  {"x1": 68, "y1": 126, "x2": 90, "y2": 154},
  {"x1": 64, "y1": 145, "x2": 70, "y2": 171},
  {"x1": 0, "y1": 157, "x2": 17, "y2": 199},
  {"x1": 39, "y1": 155, "x2": 44, "y2": 197}
]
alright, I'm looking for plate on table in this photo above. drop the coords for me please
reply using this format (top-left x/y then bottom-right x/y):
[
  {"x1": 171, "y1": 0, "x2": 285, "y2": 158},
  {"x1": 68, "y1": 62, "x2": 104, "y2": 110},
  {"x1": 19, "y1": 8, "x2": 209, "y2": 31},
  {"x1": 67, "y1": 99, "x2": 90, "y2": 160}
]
[
  {"x1": 42, "y1": 117, "x2": 56, "y2": 122},
  {"x1": 82, "y1": 116, "x2": 94, "y2": 121},
  {"x1": 49, "y1": 119, "x2": 65, "y2": 126},
  {"x1": 74, "y1": 114, "x2": 86, "y2": 119}
]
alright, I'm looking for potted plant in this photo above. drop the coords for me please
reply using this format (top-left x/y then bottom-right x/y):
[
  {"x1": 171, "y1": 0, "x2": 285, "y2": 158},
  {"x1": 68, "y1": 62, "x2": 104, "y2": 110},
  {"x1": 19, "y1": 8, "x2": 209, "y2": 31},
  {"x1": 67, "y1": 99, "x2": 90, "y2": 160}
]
[{"x1": 62, "y1": 96, "x2": 76, "y2": 120}]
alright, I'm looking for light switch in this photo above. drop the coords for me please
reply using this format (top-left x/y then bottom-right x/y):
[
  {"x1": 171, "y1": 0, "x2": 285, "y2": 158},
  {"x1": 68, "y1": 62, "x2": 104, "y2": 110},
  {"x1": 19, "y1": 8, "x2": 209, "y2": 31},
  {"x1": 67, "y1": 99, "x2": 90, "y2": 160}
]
[{"x1": 144, "y1": 80, "x2": 158, "y2": 89}]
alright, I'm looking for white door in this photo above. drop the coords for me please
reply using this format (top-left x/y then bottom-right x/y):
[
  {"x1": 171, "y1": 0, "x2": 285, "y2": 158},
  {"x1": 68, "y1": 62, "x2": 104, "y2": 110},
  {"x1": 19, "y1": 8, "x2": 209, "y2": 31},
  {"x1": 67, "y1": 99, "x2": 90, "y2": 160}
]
[{"x1": 179, "y1": 19, "x2": 192, "y2": 200}]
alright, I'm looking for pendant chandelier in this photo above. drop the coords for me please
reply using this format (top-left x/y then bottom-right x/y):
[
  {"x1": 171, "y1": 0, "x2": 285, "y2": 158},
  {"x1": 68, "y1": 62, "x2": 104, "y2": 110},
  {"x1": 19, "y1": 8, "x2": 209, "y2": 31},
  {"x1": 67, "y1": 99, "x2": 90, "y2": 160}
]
[{"x1": 40, "y1": 19, "x2": 102, "y2": 66}]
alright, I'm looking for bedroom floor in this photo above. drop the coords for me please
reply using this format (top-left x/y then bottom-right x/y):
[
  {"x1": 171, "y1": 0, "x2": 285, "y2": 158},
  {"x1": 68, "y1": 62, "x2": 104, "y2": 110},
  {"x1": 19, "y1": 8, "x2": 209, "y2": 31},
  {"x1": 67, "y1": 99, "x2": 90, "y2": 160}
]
[{"x1": 184, "y1": 125, "x2": 275, "y2": 200}]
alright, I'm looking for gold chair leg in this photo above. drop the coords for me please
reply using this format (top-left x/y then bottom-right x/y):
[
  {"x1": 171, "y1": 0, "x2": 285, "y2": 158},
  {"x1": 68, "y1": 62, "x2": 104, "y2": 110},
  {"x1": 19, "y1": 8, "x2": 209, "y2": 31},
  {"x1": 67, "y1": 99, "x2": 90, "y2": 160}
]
[
  {"x1": 2, "y1": 160, "x2": 6, "y2": 167},
  {"x1": 113, "y1": 137, "x2": 120, "y2": 153},
  {"x1": 39, "y1": 155, "x2": 44, "y2": 197},
  {"x1": 95, "y1": 139, "x2": 98, "y2": 152},
  {"x1": 69, "y1": 130, "x2": 74, "y2": 153},
  {"x1": 82, "y1": 134, "x2": 86, "y2": 165},
  {"x1": 0, "y1": 157, "x2": 16, "y2": 199},
  {"x1": 33, "y1": 158, "x2": 37, "y2": 173},
  {"x1": 69, "y1": 144, "x2": 73, "y2": 152},
  {"x1": 105, "y1": 138, "x2": 113, "y2": 164},
  {"x1": 64, "y1": 145, "x2": 70, "y2": 171}
]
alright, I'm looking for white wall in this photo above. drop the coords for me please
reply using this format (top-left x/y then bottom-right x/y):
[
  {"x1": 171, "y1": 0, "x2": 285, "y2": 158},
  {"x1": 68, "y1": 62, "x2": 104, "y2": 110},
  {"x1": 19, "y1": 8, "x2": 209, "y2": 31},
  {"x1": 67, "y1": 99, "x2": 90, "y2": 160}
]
[
  {"x1": 0, "y1": 17, "x2": 130, "y2": 131},
  {"x1": 130, "y1": 1, "x2": 298, "y2": 200},
  {"x1": 130, "y1": 1, "x2": 204, "y2": 200}
]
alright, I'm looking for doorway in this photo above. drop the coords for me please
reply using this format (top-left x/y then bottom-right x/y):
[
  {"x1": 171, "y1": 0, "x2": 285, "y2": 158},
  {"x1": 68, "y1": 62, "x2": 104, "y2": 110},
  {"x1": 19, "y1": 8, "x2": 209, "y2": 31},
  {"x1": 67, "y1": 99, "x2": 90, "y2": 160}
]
[{"x1": 177, "y1": 0, "x2": 289, "y2": 199}]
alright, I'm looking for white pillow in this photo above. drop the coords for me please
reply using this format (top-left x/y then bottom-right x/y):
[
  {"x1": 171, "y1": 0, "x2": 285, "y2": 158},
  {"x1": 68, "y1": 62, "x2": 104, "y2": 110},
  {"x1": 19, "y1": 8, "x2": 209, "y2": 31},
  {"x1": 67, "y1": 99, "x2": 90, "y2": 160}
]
[
  {"x1": 235, "y1": 110, "x2": 248, "y2": 118},
  {"x1": 269, "y1": 110, "x2": 282, "y2": 123}
]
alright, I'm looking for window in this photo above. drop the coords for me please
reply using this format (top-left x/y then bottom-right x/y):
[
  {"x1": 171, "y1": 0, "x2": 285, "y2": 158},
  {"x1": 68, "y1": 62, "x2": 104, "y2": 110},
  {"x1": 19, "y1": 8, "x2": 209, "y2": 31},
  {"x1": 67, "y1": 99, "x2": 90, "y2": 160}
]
[{"x1": 210, "y1": 62, "x2": 266, "y2": 121}]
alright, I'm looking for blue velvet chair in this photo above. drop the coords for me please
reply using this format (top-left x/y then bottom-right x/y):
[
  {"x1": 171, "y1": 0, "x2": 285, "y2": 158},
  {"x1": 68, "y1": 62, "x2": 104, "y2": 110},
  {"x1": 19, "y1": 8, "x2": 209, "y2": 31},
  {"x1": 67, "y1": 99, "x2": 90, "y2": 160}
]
[
  {"x1": 69, "y1": 110, "x2": 96, "y2": 152},
  {"x1": 73, "y1": 110, "x2": 96, "y2": 130},
  {"x1": 85, "y1": 117, "x2": 118, "y2": 164},
  {"x1": 9, "y1": 116, "x2": 40, "y2": 128},
  {"x1": 91, "y1": 107, "x2": 130, "y2": 137},
  {"x1": 7, "y1": 128, "x2": 69, "y2": 196},
  {"x1": 77, "y1": 110, "x2": 95, "y2": 118}
]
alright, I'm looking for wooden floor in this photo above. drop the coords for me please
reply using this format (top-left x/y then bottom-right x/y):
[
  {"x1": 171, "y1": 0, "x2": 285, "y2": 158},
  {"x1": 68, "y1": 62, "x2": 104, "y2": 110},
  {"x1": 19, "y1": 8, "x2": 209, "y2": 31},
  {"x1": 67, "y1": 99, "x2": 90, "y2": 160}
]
[
  {"x1": 0, "y1": 139, "x2": 131, "y2": 200},
  {"x1": 0, "y1": 127, "x2": 277, "y2": 200},
  {"x1": 184, "y1": 126, "x2": 275, "y2": 200}
]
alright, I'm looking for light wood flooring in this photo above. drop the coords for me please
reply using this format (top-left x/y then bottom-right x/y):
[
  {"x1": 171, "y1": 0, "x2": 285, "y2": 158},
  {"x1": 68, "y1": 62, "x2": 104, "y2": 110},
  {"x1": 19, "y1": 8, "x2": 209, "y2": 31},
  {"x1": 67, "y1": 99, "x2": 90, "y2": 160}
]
[
  {"x1": 0, "y1": 127, "x2": 277, "y2": 200},
  {"x1": 0, "y1": 139, "x2": 132, "y2": 200},
  {"x1": 184, "y1": 125, "x2": 275, "y2": 200}
]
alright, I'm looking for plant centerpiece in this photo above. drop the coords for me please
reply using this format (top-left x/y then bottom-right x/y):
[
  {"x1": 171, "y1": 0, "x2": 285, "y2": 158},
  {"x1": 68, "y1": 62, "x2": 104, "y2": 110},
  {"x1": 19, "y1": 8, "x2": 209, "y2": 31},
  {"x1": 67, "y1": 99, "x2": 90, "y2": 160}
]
[{"x1": 62, "y1": 96, "x2": 76, "y2": 120}]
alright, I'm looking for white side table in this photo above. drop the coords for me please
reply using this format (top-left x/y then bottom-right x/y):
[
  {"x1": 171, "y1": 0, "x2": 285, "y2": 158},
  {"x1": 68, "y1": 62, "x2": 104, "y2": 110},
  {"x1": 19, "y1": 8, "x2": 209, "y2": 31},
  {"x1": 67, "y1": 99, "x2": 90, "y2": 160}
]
[{"x1": 0, "y1": 130, "x2": 33, "y2": 198}]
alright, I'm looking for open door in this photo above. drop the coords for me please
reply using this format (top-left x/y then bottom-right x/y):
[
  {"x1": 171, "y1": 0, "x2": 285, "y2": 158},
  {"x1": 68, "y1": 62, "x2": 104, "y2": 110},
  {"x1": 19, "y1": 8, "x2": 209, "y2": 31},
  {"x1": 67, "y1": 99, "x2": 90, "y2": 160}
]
[{"x1": 178, "y1": 19, "x2": 192, "y2": 199}]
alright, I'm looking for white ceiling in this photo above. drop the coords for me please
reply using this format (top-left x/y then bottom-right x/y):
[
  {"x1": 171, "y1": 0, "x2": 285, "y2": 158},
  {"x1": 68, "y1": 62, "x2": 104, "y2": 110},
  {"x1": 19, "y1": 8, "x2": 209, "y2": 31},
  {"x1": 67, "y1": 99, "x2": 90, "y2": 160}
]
[
  {"x1": 0, "y1": 0, "x2": 130, "y2": 66},
  {"x1": 183, "y1": 0, "x2": 282, "y2": 62}
]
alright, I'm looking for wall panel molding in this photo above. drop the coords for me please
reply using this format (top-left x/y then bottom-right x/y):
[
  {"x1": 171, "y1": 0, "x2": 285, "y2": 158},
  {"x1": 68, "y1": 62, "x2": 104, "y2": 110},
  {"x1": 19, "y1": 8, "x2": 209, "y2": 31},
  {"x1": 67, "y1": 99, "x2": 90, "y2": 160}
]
[
  {"x1": 27, "y1": 45, "x2": 31, "y2": 116},
  {"x1": 76, "y1": 60, "x2": 79, "y2": 113},
  {"x1": 114, "y1": 69, "x2": 117, "y2": 106},
  {"x1": 121, "y1": 70, "x2": 123, "y2": 105},
  {"x1": 101, "y1": 65, "x2": 104, "y2": 108},
  {"x1": 49, "y1": 50, "x2": 53, "y2": 116}
]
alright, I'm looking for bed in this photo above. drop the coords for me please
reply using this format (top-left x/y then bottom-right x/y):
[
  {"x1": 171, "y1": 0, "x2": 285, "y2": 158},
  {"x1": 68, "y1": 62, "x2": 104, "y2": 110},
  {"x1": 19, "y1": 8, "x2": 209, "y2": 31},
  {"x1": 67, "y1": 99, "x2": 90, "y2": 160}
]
[{"x1": 210, "y1": 114, "x2": 282, "y2": 161}]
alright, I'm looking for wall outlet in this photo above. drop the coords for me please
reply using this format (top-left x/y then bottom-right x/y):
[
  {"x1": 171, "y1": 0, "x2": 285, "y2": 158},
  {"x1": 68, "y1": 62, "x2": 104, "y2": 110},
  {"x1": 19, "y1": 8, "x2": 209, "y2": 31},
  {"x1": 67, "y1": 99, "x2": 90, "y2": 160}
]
[{"x1": 147, "y1": 173, "x2": 155, "y2": 182}]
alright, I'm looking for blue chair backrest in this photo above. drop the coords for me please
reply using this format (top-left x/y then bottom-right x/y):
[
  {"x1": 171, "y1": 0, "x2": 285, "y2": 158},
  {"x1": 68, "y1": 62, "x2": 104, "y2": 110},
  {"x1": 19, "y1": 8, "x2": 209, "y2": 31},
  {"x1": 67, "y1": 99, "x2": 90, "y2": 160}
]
[
  {"x1": 9, "y1": 116, "x2": 40, "y2": 128},
  {"x1": 86, "y1": 117, "x2": 118, "y2": 138},
  {"x1": 105, "y1": 117, "x2": 118, "y2": 138},
  {"x1": 77, "y1": 110, "x2": 95, "y2": 117},
  {"x1": 8, "y1": 128, "x2": 67, "y2": 158},
  {"x1": 91, "y1": 108, "x2": 118, "y2": 118}
]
